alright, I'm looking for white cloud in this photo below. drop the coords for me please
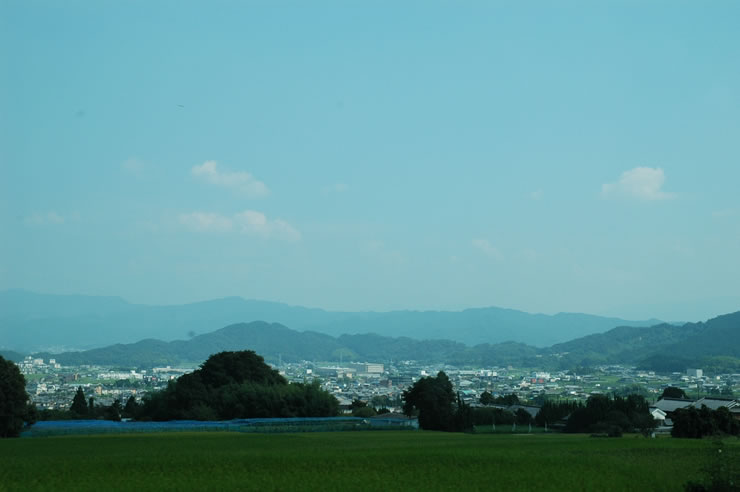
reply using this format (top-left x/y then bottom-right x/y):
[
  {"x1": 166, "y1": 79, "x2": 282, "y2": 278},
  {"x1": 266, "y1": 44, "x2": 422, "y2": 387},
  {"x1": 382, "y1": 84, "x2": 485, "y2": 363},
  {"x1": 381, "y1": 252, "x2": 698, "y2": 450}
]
[
  {"x1": 472, "y1": 239, "x2": 503, "y2": 260},
  {"x1": 601, "y1": 167, "x2": 675, "y2": 201},
  {"x1": 178, "y1": 212, "x2": 233, "y2": 233},
  {"x1": 24, "y1": 211, "x2": 66, "y2": 226},
  {"x1": 179, "y1": 210, "x2": 300, "y2": 241},
  {"x1": 234, "y1": 210, "x2": 301, "y2": 241},
  {"x1": 191, "y1": 161, "x2": 269, "y2": 198}
]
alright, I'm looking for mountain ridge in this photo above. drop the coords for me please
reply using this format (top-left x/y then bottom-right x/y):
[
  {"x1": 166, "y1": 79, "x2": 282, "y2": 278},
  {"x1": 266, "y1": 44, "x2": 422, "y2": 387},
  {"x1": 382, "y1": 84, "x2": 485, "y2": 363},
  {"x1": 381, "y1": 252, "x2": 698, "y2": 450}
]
[
  {"x1": 0, "y1": 290, "x2": 662, "y2": 352},
  {"x1": 26, "y1": 310, "x2": 740, "y2": 373}
]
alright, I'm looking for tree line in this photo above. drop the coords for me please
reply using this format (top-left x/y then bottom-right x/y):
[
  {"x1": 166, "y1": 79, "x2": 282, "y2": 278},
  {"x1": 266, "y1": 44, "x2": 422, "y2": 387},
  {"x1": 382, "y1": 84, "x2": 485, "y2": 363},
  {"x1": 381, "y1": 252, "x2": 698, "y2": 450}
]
[
  {"x1": 54, "y1": 351, "x2": 340, "y2": 422},
  {"x1": 136, "y1": 351, "x2": 339, "y2": 420}
]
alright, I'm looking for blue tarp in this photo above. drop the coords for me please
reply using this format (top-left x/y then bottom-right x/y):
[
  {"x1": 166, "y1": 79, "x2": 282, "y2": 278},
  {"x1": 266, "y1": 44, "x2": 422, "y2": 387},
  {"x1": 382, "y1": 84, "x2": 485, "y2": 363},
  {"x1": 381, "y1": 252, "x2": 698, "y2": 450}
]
[{"x1": 21, "y1": 416, "x2": 416, "y2": 437}]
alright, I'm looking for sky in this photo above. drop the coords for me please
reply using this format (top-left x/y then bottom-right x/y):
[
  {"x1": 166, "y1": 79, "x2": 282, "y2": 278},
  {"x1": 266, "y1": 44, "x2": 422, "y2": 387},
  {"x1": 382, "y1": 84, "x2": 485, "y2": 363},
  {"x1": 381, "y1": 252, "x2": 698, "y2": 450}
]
[{"x1": 1, "y1": 1, "x2": 739, "y2": 322}]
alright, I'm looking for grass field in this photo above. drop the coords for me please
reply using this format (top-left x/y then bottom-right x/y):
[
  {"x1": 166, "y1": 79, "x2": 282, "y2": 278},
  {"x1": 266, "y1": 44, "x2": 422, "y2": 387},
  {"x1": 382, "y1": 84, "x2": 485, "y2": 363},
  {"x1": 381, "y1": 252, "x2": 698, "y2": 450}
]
[{"x1": 0, "y1": 432, "x2": 737, "y2": 491}]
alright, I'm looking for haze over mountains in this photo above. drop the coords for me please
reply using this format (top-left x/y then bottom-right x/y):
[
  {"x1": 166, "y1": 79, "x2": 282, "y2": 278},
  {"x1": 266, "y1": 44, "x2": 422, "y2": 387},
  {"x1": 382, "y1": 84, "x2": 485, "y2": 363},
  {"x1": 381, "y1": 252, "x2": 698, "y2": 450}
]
[
  {"x1": 0, "y1": 290, "x2": 662, "y2": 352},
  {"x1": 11, "y1": 310, "x2": 739, "y2": 376},
  {"x1": 1, "y1": 290, "x2": 737, "y2": 373}
]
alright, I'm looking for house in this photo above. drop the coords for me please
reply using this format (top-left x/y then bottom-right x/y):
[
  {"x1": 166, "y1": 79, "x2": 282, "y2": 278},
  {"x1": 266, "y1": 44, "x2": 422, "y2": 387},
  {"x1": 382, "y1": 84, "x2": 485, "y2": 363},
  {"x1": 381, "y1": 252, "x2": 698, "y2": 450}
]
[
  {"x1": 653, "y1": 398, "x2": 694, "y2": 417},
  {"x1": 688, "y1": 397, "x2": 738, "y2": 412},
  {"x1": 649, "y1": 407, "x2": 667, "y2": 423},
  {"x1": 507, "y1": 404, "x2": 541, "y2": 420}
]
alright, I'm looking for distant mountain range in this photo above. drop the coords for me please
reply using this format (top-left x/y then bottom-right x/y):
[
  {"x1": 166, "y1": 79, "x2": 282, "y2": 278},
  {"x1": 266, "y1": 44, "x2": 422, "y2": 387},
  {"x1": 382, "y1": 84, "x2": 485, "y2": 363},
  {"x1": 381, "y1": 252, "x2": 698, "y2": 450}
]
[
  {"x1": 15, "y1": 310, "x2": 740, "y2": 374},
  {"x1": 0, "y1": 290, "x2": 662, "y2": 352}
]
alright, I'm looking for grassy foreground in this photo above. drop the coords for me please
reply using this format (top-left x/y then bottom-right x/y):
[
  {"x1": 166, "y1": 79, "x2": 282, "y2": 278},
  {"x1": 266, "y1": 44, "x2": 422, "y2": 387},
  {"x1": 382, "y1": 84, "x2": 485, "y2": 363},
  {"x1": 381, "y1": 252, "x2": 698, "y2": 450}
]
[{"x1": 0, "y1": 432, "x2": 736, "y2": 491}]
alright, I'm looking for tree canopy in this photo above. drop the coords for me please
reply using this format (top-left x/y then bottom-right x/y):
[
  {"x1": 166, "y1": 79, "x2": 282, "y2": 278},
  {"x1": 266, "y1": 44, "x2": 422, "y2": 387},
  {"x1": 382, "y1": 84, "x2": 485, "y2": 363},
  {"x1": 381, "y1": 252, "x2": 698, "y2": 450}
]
[
  {"x1": 402, "y1": 371, "x2": 471, "y2": 431},
  {"x1": 672, "y1": 405, "x2": 739, "y2": 438},
  {"x1": 479, "y1": 391, "x2": 494, "y2": 406},
  {"x1": 70, "y1": 386, "x2": 88, "y2": 416},
  {"x1": 138, "y1": 350, "x2": 339, "y2": 421},
  {"x1": 0, "y1": 355, "x2": 36, "y2": 438},
  {"x1": 660, "y1": 386, "x2": 688, "y2": 399},
  {"x1": 563, "y1": 394, "x2": 655, "y2": 436}
]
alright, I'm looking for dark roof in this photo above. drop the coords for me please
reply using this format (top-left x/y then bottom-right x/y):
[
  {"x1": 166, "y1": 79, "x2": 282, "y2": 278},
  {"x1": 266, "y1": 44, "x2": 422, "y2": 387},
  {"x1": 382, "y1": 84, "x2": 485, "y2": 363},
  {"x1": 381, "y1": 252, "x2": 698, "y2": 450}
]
[
  {"x1": 507, "y1": 405, "x2": 541, "y2": 418},
  {"x1": 654, "y1": 398, "x2": 695, "y2": 413},
  {"x1": 690, "y1": 397, "x2": 738, "y2": 411}
]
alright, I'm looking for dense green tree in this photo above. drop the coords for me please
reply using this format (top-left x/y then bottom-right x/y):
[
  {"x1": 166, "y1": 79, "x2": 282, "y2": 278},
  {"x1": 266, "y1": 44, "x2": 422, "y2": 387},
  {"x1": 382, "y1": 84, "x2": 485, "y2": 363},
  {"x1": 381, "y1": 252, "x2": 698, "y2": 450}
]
[
  {"x1": 660, "y1": 386, "x2": 688, "y2": 399},
  {"x1": 138, "y1": 351, "x2": 338, "y2": 421},
  {"x1": 350, "y1": 398, "x2": 377, "y2": 417},
  {"x1": 515, "y1": 408, "x2": 533, "y2": 425},
  {"x1": 564, "y1": 394, "x2": 654, "y2": 435},
  {"x1": 352, "y1": 406, "x2": 377, "y2": 418},
  {"x1": 453, "y1": 392, "x2": 474, "y2": 432},
  {"x1": 104, "y1": 399, "x2": 122, "y2": 421},
  {"x1": 720, "y1": 384, "x2": 734, "y2": 397},
  {"x1": 370, "y1": 395, "x2": 391, "y2": 409},
  {"x1": 472, "y1": 407, "x2": 515, "y2": 426},
  {"x1": 123, "y1": 395, "x2": 139, "y2": 418},
  {"x1": 70, "y1": 387, "x2": 88, "y2": 416},
  {"x1": 198, "y1": 350, "x2": 286, "y2": 388},
  {"x1": 614, "y1": 384, "x2": 650, "y2": 399},
  {"x1": 0, "y1": 356, "x2": 36, "y2": 438},
  {"x1": 479, "y1": 391, "x2": 494, "y2": 406},
  {"x1": 672, "y1": 405, "x2": 740, "y2": 438},
  {"x1": 535, "y1": 400, "x2": 579, "y2": 428},
  {"x1": 402, "y1": 372, "x2": 472, "y2": 431},
  {"x1": 403, "y1": 371, "x2": 456, "y2": 431},
  {"x1": 350, "y1": 399, "x2": 368, "y2": 410},
  {"x1": 494, "y1": 393, "x2": 521, "y2": 406}
]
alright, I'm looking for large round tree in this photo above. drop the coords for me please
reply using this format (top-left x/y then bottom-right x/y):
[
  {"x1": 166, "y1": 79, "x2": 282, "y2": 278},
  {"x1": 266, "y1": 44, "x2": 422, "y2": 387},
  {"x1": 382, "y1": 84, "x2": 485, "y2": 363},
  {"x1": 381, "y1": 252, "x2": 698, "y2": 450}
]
[
  {"x1": 402, "y1": 371, "x2": 456, "y2": 431},
  {"x1": 0, "y1": 355, "x2": 36, "y2": 437}
]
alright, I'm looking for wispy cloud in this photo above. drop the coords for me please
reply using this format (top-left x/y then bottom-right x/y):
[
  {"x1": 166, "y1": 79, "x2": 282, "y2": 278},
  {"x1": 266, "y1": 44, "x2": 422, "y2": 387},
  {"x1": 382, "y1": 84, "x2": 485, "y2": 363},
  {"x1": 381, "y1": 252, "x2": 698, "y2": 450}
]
[
  {"x1": 472, "y1": 239, "x2": 503, "y2": 260},
  {"x1": 601, "y1": 167, "x2": 674, "y2": 201},
  {"x1": 529, "y1": 189, "x2": 544, "y2": 200},
  {"x1": 24, "y1": 211, "x2": 66, "y2": 226},
  {"x1": 178, "y1": 212, "x2": 233, "y2": 233},
  {"x1": 191, "y1": 161, "x2": 269, "y2": 198},
  {"x1": 179, "y1": 210, "x2": 300, "y2": 241},
  {"x1": 233, "y1": 210, "x2": 301, "y2": 241}
]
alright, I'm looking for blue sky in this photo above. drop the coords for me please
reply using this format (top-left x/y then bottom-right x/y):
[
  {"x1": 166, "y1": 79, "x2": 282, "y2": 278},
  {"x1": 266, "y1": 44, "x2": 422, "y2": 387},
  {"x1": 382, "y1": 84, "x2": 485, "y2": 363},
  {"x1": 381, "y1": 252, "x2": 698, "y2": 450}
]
[{"x1": 2, "y1": 1, "x2": 739, "y2": 321}]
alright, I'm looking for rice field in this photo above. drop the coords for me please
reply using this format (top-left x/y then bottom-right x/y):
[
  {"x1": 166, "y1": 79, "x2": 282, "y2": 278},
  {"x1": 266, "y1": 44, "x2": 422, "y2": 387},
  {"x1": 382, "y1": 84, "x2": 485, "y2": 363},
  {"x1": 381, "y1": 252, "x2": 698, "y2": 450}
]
[{"x1": 0, "y1": 431, "x2": 736, "y2": 491}]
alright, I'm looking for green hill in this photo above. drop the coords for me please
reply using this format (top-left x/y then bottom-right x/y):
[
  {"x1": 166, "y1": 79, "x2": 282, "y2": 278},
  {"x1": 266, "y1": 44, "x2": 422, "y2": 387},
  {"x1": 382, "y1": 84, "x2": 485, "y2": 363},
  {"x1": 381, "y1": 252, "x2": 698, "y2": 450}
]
[
  {"x1": 1, "y1": 290, "x2": 661, "y2": 352},
  {"x1": 22, "y1": 296, "x2": 740, "y2": 373}
]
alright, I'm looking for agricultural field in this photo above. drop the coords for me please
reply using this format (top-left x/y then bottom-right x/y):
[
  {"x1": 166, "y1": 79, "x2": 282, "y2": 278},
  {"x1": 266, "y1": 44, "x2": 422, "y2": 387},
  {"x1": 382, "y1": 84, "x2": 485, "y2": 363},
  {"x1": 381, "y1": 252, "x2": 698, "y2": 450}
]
[{"x1": 0, "y1": 431, "x2": 736, "y2": 491}]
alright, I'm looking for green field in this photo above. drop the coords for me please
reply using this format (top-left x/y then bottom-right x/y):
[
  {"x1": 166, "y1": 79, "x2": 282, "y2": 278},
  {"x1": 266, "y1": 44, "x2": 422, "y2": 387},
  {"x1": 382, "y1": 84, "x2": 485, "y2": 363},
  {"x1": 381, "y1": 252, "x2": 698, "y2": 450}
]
[{"x1": 0, "y1": 432, "x2": 736, "y2": 491}]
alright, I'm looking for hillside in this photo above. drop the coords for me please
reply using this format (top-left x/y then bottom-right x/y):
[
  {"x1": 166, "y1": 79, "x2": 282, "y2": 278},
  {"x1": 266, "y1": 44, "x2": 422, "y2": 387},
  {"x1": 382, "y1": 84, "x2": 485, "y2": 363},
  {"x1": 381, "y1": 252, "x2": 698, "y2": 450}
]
[
  {"x1": 544, "y1": 311, "x2": 740, "y2": 371},
  {"x1": 0, "y1": 290, "x2": 660, "y2": 352},
  {"x1": 33, "y1": 322, "x2": 342, "y2": 367},
  {"x1": 29, "y1": 310, "x2": 738, "y2": 372},
  {"x1": 35, "y1": 322, "x2": 486, "y2": 368}
]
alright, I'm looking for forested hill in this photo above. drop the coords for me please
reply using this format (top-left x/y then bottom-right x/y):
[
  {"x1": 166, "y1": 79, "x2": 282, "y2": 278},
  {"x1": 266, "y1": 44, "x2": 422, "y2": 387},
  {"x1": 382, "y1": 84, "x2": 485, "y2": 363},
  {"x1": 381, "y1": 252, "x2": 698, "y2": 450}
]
[
  {"x1": 31, "y1": 322, "x2": 539, "y2": 368},
  {"x1": 662, "y1": 311, "x2": 740, "y2": 358},
  {"x1": 545, "y1": 310, "x2": 740, "y2": 372},
  {"x1": 33, "y1": 322, "x2": 475, "y2": 368},
  {"x1": 0, "y1": 290, "x2": 660, "y2": 352},
  {"x1": 28, "y1": 311, "x2": 740, "y2": 373}
]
